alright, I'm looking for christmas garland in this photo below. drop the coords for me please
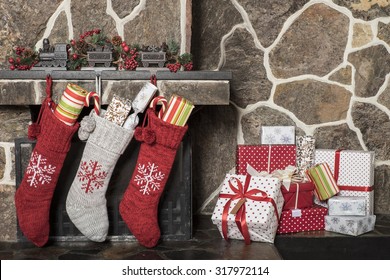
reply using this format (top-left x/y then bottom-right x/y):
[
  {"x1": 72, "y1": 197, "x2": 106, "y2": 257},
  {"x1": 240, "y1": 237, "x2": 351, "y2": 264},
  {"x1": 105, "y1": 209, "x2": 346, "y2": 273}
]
[
  {"x1": 7, "y1": 46, "x2": 38, "y2": 70},
  {"x1": 7, "y1": 29, "x2": 193, "y2": 72},
  {"x1": 67, "y1": 29, "x2": 193, "y2": 72}
]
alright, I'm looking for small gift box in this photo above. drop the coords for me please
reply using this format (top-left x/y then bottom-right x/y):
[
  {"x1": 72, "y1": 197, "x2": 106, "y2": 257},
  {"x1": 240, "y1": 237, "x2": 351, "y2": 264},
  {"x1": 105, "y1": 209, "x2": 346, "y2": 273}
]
[
  {"x1": 328, "y1": 196, "x2": 366, "y2": 216},
  {"x1": 162, "y1": 94, "x2": 194, "y2": 126},
  {"x1": 261, "y1": 126, "x2": 295, "y2": 144},
  {"x1": 104, "y1": 95, "x2": 132, "y2": 126},
  {"x1": 306, "y1": 163, "x2": 340, "y2": 201},
  {"x1": 296, "y1": 135, "x2": 315, "y2": 179},
  {"x1": 211, "y1": 174, "x2": 284, "y2": 244},
  {"x1": 249, "y1": 164, "x2": 314, "y2": 211},
  {"x1": 314, "y1": 149, "x2": 375, "y2": 188},
  {"x1": 236, "y1": 145, "x2": 296, "y2": 175},
  {"x1": 281, "y1": 182, "x2": 314, "y2": 211},
  {"x1": 277, "y1": 205, "x2": 328, "y2": 234},
  {"x1": 325, "y1": 215, "x2": 376, "y2": 236},
  {"x1": 338, "y1": 189, "x2": 374, "y2": 215}
]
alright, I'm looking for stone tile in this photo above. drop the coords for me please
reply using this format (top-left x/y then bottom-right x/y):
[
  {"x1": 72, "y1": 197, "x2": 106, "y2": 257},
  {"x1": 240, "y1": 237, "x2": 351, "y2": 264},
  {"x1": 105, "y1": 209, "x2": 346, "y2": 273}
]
[
  {"x1": 0, "y1": 251, "x2": 15, "y2": 259},
  {"x1": 58, "y1": 253, "x2": 102, "y2": 260},
  {"x1": 274, "y1": 79, "x2": 351, "y2": 125},
  {"x1": 123, "y1": 0, "x2": 182, "y2": 49},
  {"x1": 269, "y1": 3, "x2": 349, "y2": 78},
  {"x1": 314, "y1": 124, "x2": 362, "y2": 150},
  {"x1": 163, "y1": 249, "x2": 220, "y2": 260},
  {"x1": 222, "y1": 27, "x2": 271, "y2": 108},
  {"x1": 348, "y1": 45, "x2": 390, "y2": 98},
  {"x1": 158, "y1": 80, "x2": 230, "y2": 105},
  {"x1": 333, "y1": 0, "x2": 390, "y2": 21},
  {"x1": 0, "y1": 186, "x2": 17, "y2": 241},
  {"x1": 0, "y1": 106, "x2": 30, "y2": 141},
  {"x1": 352, "y1": 102, "x2": 390, "y2": 161},
  {"x1": 124, "y1": 250, "x2": 165, "y2": 260}
]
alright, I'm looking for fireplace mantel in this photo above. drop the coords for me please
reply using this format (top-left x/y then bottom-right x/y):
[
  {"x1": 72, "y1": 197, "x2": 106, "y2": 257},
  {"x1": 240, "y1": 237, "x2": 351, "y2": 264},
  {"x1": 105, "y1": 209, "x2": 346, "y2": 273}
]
[{"x1": 0, "y1": 70, "x2": 231, "y2": 106}]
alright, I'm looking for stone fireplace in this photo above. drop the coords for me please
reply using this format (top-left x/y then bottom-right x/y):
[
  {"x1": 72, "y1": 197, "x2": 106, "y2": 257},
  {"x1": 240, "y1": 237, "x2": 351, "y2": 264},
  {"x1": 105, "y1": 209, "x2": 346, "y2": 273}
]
[{"x1": 2, "y1": 0, "x2": 390, "y2": 243}]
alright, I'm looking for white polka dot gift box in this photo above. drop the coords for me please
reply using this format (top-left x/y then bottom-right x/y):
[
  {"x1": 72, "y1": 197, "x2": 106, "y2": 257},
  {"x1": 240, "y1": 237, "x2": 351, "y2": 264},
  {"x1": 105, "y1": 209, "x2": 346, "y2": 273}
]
[
  {"x1": 277, "y1": 205, "x2": 328, "y2": 234},
  {"x1": 324, "y1": 215, "x2": 376, "y2": 236},
  {"x1": 314, "y1": 149, "x2": 375, "y2": 215},
  {"x1": 236, "y1": 145, "x2": 296, "y2": 175},
  {"x1": 260, "y1": 126, "x2": 295, "y2": 145},
  {"x1": 211, "y1": 174, "x2": 284, "y2": 244}
]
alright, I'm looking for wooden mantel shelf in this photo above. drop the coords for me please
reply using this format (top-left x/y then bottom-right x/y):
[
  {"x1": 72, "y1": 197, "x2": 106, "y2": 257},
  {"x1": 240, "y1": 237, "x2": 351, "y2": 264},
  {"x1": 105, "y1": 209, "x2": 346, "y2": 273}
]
[
  {"x1": 0, "y1": 70, "x2": 232, "y2": 106},
  {"x1": 0, "y1": 69, "x2": 232, "y2": 80}
]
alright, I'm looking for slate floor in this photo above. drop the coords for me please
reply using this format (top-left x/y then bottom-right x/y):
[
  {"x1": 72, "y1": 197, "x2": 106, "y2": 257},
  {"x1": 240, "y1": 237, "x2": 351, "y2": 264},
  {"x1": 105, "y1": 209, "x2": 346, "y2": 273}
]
[
  {"x1": 0, "y1": 215, "x2": 281, "y2": 260},
  {"x1": 1, "y1": 215, "x2": 390, "y2": 260}
]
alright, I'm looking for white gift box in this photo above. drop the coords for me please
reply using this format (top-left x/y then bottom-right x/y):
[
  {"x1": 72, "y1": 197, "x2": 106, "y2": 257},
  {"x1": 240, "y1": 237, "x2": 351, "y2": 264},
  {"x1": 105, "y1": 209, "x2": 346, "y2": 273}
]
[
  {"x1": 325, "y1": 215, "x2": 376, "y2": 236},
  {"x1": 328, "y1": 196, "x2": 366, "y2": 216},
  {"x1": 314, "y1": 149, "x2": 375, "y2": 187},
  {"x1": 261, "y1": 126, "x2": 295, "y2": 144},
  {"x1": 338, "y1": 190, "x2": 374, "y2": 215},
  {"x1": 211, "y1": 174, "x2": 284, "y2": 243}
]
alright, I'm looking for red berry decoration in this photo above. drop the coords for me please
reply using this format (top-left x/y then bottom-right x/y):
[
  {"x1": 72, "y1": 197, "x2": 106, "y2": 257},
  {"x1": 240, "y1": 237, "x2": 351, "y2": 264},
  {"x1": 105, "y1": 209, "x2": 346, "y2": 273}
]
[
  {"x1": 10, "y1": 65, "x2": 15, "y2": 70},
  {"x1": 72, "y1": 54, "x2": 78, "y2": 60},
  {"x1": 123, "y1": 46, "x2": 130, "y2": 53}
]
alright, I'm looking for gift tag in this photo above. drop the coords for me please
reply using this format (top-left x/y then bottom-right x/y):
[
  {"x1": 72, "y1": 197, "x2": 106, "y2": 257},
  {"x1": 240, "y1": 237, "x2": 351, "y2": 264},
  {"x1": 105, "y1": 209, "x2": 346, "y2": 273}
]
[
  {"x1": 291, "y1": 209, "x2": 302, "y2": 218},
  {"x1": 230, "y1": 198, "x2": 246, "y2": 214}
]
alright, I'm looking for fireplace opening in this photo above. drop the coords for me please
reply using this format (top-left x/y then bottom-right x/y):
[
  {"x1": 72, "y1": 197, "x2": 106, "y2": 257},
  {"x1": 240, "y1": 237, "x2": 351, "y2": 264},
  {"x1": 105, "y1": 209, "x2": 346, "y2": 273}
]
[{"x1": 14, "y1": 108, "x2": 192, "y2": 242}]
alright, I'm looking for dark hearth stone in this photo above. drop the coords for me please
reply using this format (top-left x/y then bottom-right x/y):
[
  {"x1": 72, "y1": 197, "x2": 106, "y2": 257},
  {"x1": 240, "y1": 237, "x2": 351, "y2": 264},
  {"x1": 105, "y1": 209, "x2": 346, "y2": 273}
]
[
  {"x1": 124, "y1": 250, "x2": 165, "y2": 260},
  {"x1": 163, "y1": 249, "x2": 220, "y2": 260}
]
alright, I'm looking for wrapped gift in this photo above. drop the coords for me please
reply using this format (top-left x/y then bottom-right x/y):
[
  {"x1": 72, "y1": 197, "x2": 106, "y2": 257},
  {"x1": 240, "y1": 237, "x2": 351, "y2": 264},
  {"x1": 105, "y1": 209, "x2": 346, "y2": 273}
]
[
  {"x1": 306, "y1": 163, "x2": 340, "y2": 201},
  {"x1": 261, "y1": 126, "x2": 295, "y2": 144},
  {"x1": 236, "y1": 145, "x2": 296, "y2": 175},
  {"x1": 277, "y1": 205, "x2": 328, "y2": 234},
  {"x1": 246, "y1": 164, "x2": 311, "y2": 211},
  {"x1": 328, "y1": 196, "x2": 366, "y2": 216},
  {"x1": 314, "y1": 149, "x2": 375, "y2": 187},
  {"x1": 338, "y1": 189, "x2": 374, "y2": 215},
  {"x1": 281, "y1": 182, "x2": 314, "y2": 211},
  {"x1": 211, "y1": 174, "x2": 284, "y2": 244},
  {"x1": 325, "y1": 215, "x2": 376, "y2": 236},
  {"x1": 162, "y1": 94, "x2": 194, "y2": 126},
  {"x1": 296, "y1": 135, "x2": 315, "y2": 179},
  {"x1": 104, "y1": 95, "x2": 132, "y2": 126}
]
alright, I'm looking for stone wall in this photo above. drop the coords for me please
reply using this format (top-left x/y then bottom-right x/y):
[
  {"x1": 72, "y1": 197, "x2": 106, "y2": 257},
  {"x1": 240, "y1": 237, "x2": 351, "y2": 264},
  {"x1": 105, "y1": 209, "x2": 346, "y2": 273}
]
[
  {"x1": 191, "y1": 0, "x2": 390, "y2": 215},
  {"x1": 2, "y1": 0, "x2": 390, "y2": 241}
]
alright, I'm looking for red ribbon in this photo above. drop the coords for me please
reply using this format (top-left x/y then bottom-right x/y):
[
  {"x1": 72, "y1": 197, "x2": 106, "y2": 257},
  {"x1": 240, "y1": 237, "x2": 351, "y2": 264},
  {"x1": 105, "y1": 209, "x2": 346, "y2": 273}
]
[
  {"x1": 334, "y1": 150, "x2": 342, "y2": 183},
  {"x1": 339, "y1": 186, "x2": 373, "y2": 192},
  {"x1": 218, "y1": 175, "x2": 279, "y2": 245}
]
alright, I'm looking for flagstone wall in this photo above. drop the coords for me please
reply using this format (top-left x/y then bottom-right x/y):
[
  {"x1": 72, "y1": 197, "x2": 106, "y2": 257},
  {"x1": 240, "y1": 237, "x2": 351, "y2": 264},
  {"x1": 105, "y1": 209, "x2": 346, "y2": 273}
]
[
  {"x1": 191, "y1": 0, "x2": 390, "y2": 215},
  {"x1": 1, "y1": 0, "x2": 390, "y2": 241}
]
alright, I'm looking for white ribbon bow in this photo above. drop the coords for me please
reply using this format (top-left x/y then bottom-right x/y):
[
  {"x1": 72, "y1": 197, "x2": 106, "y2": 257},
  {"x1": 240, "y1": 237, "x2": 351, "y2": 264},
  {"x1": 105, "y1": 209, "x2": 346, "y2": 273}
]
[{"x1": 246, "y1": 164, "x2": 305, "y2": 191}]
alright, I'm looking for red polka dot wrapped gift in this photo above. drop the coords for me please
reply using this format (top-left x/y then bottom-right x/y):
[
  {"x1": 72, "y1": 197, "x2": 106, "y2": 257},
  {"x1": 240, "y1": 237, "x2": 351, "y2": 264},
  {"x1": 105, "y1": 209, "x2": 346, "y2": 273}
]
[
  {"x1": 236, "y1": 145, "x2": 296, "y2": 175},
  {"x1": 277, "y1": 205, "x2": 328, "y2": 234}
]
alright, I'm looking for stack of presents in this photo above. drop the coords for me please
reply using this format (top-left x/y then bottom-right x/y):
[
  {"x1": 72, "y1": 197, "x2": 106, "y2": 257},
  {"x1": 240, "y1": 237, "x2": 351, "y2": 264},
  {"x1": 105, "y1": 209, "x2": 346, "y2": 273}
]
[{"x1": 211, "y1": 126, "x2": 376, "y2": 244}]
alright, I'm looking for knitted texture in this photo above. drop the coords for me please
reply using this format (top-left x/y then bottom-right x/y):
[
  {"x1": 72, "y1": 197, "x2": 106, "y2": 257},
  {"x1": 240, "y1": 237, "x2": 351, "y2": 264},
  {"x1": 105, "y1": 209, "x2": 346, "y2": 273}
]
[
  {"x1": 15, "y1": 100, "x2": 79, "y2": 247},
  {"x1": 119, "y1": 108, "x2": 188, "y2": 248},
  {"x1": 66, "y1": 111, "x2": 134, "y2": 242}
]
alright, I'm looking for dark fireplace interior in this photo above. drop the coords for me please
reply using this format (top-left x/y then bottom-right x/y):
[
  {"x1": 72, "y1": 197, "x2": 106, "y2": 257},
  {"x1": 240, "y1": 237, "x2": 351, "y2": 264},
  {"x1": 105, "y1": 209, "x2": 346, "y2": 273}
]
[{"x1": 14, "y1": 106, "x2": 192, "y2": 243}]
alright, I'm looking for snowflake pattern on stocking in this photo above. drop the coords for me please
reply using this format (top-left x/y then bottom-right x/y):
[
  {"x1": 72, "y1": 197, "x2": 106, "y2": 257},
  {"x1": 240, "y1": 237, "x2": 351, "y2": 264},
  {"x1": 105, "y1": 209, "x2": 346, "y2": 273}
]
[
  {"x1": 77, "y1": 160, "x2": 108, "y2": 194},
  {"x1": 26, "y1": 151, "x2": 56, "y2": 188},
  {"x1": 134, "y1": 162, "x2": 165, "y2": 195}
]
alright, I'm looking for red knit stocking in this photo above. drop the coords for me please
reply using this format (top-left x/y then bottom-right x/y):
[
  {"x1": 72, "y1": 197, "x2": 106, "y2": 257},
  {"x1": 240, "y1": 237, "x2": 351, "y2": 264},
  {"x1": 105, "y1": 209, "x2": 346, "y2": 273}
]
[
  {"x1": 119, "y1": 108, "x2": 188, "y2": 248},
  {"x1": 15, "y1": 77, "x2": 79, "y2": 247}
]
